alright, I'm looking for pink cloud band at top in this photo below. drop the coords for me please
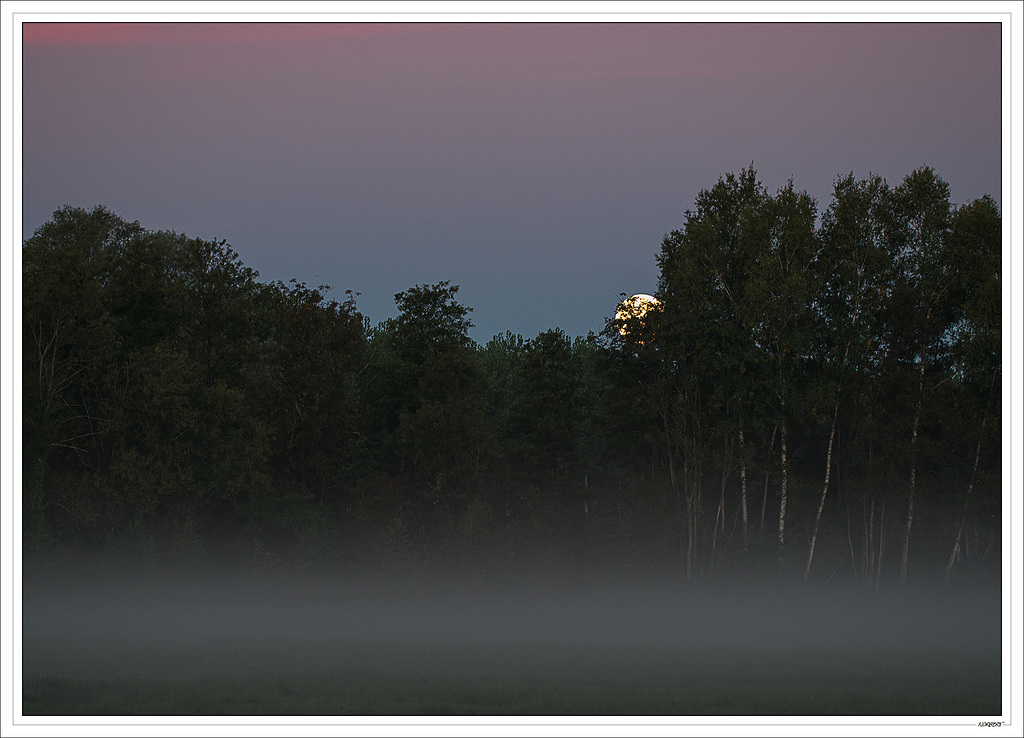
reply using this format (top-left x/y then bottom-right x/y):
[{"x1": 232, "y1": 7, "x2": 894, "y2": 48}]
[{"x1": 21, "y1": 22, "x2": 423, "y2": 48}]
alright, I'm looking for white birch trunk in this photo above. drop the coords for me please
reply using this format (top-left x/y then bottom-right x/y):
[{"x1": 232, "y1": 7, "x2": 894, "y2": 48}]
[
  {"x1": 712, "y1": 466, "x2": 727, "y2": 570},
  {"x1": 847, "y1": 502, "x2": 858, "y2": 584},
  {"x1": 759, "y1": 425, "x2": 777, "y2": 540},
  {"x1": 876, "y1": 499, "x2": 888, "y2": 591},
  {"x1": 739, "y1": 429, "x2": 748, "y2": 549},
  {"x1": 899, "y1": 360, "x2": 925, "y2": 586},
  {"x1": 866, "y1": 497, "x2": 876, "y2": 589},
  {"x1": 778, "y1": 423, "x2": 788, "y2": 569},
  {"x1": 804, "y1": 409, "x2": 838, "y2": 581},
  {"x1": 760, "y1": 472, "x2": 769, "y2": 540},
  {"x1": 945, "y1": 435, "x2": 981, "y2": 582},
  {"x1": 946, "y1": 371, "x2": 994, "y2": 581}
]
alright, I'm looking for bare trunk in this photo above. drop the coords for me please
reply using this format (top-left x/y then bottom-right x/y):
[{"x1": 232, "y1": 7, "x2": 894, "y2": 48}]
[
  {"x1": 777, "y1": 422, "x2": 788, "y2": 569},
  {"x1": 775, "y1": 340, "x2": 788, "y2": 572},
  {"x1": 663, "y1": 411, "x2": 678, "y2": 502},
  {"x1": 865, "y1": 497, "x2": 876, "y2": 590},
  {"x1": 739, "y1": 429, "x2": 748, "y2": 550},
  {"x1": 686, "y1": 493, "x2": 694, "y2": 580},
  {"x1": 694, "y1": 461, "x2": 703, "y2": 577},
  {"x1": 900, "y1": 479, "x2": 916, "y2": 587},
  {"x1": 711, "y1": 466, "x2": 727, "y2": 571},
  {"x1": 685, "y1": 460, "x2": 695, "y2": 582},
  {"x1": 945, "y1": 442, "x2": 979, "y2": 582},
  {"x1": 662, "y1": 409, "x2": 687, "y2": 580},
  {"x1": 805, "y1": 332, "x2": 852, "y2": 583},
  {"x1": 693, "y1": 406, "x2": 704, "y2": 577},
  {"x1": 847, "y1": 499, "x2": 858, "y2": 584},
  {"x1": 899, "y1": 361, "x2": 925, "y2": 587},
  {"x1": 759, "y1": 425, "x2": 777, "y2": 540},
  {"x1": 681, "y1": 421, "x2": 693, "y2": 581},
  {"x1": 804, "y1": 409, "x2": 839, "y2": 582},
  {"x1": 946, "y1": 369, "x2": 995, "y2": 581},
  {"x1": 759, "y1": 473, "x2": 768, "y2": 539},
  {"x1": 876, "y1": 500, "x2": 888, "y2": 591}
]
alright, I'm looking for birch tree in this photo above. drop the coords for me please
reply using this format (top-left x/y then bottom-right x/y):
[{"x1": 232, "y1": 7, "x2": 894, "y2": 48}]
[
  {"x1": 656, "y1": 166, "x2": 766, "y2": 576},
  {"x1": 944, "y1": 195, "x2": 1001, "y2": 580},
  {"x1": 737, "y1": 181, "x2": 818, "y2": 570},
  {"x1": 804, "y1": 173, "x2": 893, "y2": 581},
  {"x1": 885, "y1": 167, "x2": 955, "y2": 586}
]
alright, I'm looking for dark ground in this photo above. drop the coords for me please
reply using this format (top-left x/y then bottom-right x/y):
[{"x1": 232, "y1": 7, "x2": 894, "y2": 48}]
[{"x1": 20, "y1": 562, "x2": 1004, "y2": 717}]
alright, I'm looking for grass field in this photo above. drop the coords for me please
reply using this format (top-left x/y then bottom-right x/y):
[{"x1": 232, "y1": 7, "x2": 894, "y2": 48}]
[
  {"x1": 22, "y1": 641, "x2": 1000, "y2": 716},
  {"x1": 20, "y1": 572, "x2": 1003, "y2": 717}
]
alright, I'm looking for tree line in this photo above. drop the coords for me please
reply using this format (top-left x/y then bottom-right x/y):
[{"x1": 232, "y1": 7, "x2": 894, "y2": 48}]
[{"x1": 22, "y1": 165, "x2": 1001, "y2": 586}]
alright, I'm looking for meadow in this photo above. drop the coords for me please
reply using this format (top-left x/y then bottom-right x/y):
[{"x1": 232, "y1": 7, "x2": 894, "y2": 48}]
[
  {"x1": 21, "y1": 569, "x2": 1003, "y2": 717},
  {"x1": 22, "y1": 641, "x2": 1000, "y2": 717}
]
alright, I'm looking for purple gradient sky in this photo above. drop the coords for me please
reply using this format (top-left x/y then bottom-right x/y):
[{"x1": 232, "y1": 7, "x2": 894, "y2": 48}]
[{"x1": 22, "y1": 21, "x2": 1003, "y2": 342}]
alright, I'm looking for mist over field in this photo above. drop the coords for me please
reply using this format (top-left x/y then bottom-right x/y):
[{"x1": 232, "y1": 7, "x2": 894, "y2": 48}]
[
  {"x1": 22, "y1": 568, "x2": 1001, "y2": 653},
  {"x1": 21, "y1": 564, "x2": 1002, "y2": 717}
]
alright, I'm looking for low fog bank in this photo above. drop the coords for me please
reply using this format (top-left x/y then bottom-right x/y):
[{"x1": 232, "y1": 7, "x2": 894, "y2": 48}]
[{"x1": 22, "y1": 563, "x2": 1002, "y2": 672}]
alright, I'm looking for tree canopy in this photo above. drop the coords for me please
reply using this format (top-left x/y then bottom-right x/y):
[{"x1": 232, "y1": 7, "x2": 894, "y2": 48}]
[{"x1": 22, "y1": 168, "x2": 1001, "y2": 587}]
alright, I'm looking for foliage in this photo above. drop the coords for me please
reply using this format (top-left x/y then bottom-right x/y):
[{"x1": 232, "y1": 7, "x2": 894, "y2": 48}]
[{"x1": 22, "y1": 166, "x2": 1001, "y2": 585}]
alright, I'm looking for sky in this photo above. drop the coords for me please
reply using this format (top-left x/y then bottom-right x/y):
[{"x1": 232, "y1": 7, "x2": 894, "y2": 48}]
[{"x1": 20, "y1": 16, "x2": 1005, "y2": 343}]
